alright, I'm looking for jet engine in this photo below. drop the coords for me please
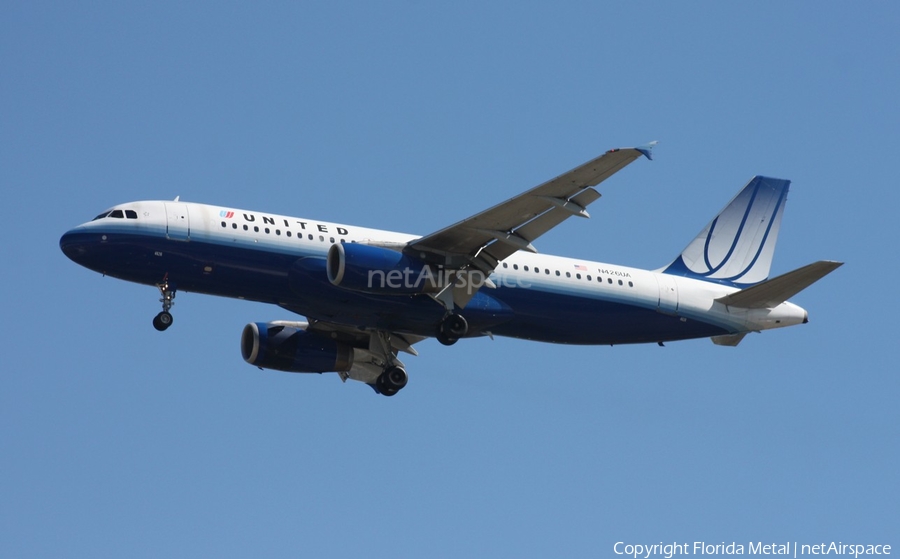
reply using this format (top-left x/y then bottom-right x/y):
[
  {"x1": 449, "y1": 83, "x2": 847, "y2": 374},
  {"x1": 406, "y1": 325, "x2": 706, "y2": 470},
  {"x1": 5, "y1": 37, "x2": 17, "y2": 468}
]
[
  {"x1": 241, "y1": 321, "x2": 353, "y2": 373},
  {"x1": 326, "y1": 243, "x2": 440, "y2": 294}
]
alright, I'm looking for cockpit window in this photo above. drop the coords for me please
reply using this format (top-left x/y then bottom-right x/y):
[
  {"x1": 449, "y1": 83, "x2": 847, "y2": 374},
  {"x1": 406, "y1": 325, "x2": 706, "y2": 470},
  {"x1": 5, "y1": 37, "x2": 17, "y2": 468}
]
[{"x1": 91, "y1": 208, "x2": 138, "y2": 221}]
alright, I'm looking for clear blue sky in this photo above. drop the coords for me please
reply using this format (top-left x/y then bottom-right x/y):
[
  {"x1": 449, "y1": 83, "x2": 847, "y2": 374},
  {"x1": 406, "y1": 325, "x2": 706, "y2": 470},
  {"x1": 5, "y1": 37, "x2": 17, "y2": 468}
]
[{"x1": 2, "y1": 2, "x2": 897, "y2": 557}]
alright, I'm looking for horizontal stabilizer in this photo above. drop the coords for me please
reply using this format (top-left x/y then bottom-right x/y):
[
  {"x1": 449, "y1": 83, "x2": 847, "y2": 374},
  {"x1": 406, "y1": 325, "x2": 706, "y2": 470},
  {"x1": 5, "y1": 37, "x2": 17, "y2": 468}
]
[{"x1": 716, "y1": 260, "x2": 843, "y2": 308}]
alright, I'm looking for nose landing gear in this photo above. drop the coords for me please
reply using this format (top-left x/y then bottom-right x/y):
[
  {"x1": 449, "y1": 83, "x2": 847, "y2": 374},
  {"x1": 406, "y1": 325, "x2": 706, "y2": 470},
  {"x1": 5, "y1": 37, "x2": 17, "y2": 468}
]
[
  {"x1": 153, "y1": 279, "x2": 176, "y2": 331},
  {"x1": 152, "y1": 311, "x2": 173, "y2": 331}
]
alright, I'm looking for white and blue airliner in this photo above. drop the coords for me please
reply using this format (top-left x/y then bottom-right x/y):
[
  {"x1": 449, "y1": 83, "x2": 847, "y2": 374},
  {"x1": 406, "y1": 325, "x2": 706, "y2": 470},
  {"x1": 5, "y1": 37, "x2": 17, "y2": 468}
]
[{"x1": 60, "y1": 143, "x2": 841, "y2": 396}]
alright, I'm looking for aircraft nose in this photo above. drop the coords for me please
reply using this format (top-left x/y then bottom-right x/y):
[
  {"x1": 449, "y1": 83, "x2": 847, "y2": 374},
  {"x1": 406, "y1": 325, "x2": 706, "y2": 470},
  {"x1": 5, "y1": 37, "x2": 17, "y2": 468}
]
[{"x1": 59, "y1": 227, "x2": 90, "y2": 263}]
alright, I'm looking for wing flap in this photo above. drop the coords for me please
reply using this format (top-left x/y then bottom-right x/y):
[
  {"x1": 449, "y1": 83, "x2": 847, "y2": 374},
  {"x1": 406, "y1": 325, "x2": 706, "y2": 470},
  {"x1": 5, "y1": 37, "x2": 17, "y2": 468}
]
[
  {"x1": 711, "y1": 333, "x2": 748, "y2": 346},
  {"x1": 474, "y1": 188, "x2": 603, "y2": 268}
]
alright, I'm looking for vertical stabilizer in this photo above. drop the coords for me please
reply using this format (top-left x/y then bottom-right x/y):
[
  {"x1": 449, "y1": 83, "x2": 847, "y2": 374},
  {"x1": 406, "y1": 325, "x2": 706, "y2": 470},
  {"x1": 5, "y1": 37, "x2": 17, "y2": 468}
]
[{"x1": 662, "y1": 176, "x2": 789, "y2": 286}]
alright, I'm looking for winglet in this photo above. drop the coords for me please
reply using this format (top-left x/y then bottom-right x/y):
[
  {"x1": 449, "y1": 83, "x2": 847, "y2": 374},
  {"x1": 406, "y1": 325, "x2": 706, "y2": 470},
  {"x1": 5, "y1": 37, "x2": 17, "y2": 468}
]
[{"x1": 635, "y1": 141, "x2": 658, "y2": 161}]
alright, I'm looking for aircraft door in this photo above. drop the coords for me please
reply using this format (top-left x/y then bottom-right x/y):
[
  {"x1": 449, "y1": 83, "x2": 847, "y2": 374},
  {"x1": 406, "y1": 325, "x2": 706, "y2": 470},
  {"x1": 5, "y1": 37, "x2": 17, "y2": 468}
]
[
  {"x1": 655, "y1": 274, "x2": 679, "y2": 315},
  {"x1": 164, "y1": 202, "x2": 190, "y2": 241}
]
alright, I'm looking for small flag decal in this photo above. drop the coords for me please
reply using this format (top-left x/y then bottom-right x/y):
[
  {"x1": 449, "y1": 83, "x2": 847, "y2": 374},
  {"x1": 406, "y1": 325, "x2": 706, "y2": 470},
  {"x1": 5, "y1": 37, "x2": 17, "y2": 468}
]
[{"x1": 220, "y1": 211, "x2": 234, "y2": 218}]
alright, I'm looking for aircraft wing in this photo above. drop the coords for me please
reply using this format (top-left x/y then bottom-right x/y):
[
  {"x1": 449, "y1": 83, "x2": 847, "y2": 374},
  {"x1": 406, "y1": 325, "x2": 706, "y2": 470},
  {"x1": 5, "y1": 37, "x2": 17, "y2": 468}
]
[
  {"x1": 277, "y1": 303, "x2": 426, "y2": 355},
  {"x1": 305, "y1": 319, "x2": 425, "y2": 356},
  {"x1": 404, "y1": 142, "x2": 655, "y2": 307}
]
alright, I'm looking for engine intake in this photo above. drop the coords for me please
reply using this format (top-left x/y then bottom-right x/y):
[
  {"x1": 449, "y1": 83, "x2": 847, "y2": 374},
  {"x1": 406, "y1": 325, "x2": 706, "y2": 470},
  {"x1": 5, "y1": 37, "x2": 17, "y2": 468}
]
[{"x1": 241, "y1": 322, "x2": 353, "y2": 373}]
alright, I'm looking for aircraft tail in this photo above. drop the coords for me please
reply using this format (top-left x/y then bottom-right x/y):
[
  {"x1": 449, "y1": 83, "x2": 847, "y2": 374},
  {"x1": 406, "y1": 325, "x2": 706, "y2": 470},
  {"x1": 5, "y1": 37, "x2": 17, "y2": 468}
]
[
  {"x1": 661, "y1": 176, "x2": 790, "y2": 286},
  {"x1": 709, "y1": 260, "x2": 842, "y2": 347}
]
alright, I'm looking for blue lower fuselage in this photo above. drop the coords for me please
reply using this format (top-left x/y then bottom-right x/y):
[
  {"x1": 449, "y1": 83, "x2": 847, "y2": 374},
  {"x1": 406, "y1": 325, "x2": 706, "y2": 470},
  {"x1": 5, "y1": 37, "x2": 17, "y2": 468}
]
[{"x1": 60, "y1": 224, "x2": 728, "y2": 345}]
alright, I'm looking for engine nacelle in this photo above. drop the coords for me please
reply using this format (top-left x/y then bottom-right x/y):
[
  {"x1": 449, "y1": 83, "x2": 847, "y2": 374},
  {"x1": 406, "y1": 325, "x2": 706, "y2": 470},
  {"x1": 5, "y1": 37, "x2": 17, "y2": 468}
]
[
  {"x1": 326, "y1": 243, "x2": 439, "y2": 294},
  {"x1": 241, "y1": 321, "x2": 353, "y2": 373}
]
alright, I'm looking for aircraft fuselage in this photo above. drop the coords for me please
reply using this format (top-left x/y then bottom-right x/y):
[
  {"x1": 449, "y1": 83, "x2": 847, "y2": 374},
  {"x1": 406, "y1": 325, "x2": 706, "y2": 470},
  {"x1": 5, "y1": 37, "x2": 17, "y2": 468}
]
[{"x1": 60, "y1": 199, "x2": 807, "y2": 346}]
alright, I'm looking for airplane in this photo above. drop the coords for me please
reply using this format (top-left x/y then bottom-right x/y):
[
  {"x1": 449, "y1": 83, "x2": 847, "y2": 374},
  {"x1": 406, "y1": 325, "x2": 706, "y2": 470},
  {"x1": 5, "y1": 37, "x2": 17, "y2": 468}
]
[{"x1": 59, "y1": 142, "x2": 842, "y2": 396}]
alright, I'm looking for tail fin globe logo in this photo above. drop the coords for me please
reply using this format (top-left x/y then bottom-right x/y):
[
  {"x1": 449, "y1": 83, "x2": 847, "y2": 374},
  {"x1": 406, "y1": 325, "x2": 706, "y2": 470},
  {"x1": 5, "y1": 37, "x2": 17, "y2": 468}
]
[{"x1": 662, "y1": 176, "x2": 789, "y2": 286}]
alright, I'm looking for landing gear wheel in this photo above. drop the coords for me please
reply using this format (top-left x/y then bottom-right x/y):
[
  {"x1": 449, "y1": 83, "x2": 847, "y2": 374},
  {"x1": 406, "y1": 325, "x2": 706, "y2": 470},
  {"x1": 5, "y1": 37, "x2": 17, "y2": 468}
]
[
  {"x1": 437, "y1": 312, "x2": 468, "y2": 346},
  {"x1": 437, "y1": 331, "x2": 458, "y2": 346},
  {"x1": 376, "y1": 366, "x2": 408, "y2": 397},
  {"x1": 153, "y1": 311, "x2": 173, "y2": 331},
  {"x1": 154, "y1": 278, "x2": 176, "y2": 332}
]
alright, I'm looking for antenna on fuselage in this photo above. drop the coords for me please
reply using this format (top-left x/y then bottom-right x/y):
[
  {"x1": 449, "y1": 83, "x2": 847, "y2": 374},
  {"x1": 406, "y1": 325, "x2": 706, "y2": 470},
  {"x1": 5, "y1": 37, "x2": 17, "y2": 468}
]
[{"x1": 174, "y1": 196, "x2": 180, "y2": 202}]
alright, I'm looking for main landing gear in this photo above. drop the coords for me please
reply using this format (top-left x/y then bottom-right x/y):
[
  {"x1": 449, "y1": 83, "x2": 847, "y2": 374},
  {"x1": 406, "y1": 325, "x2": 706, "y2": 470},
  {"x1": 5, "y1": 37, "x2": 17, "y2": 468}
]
[
  {"x1": 365, "y1": 330, "x2": 409, "y2": 397},
  {"x1": 152, "y1": 279, "x2": 176, "y2": 331},
  {"x1": 375, "y1": 365, "x2": 408, "y2": 397},
  {"x1": 436, "y1": 312, "x2": 468, "y2": 346}
]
